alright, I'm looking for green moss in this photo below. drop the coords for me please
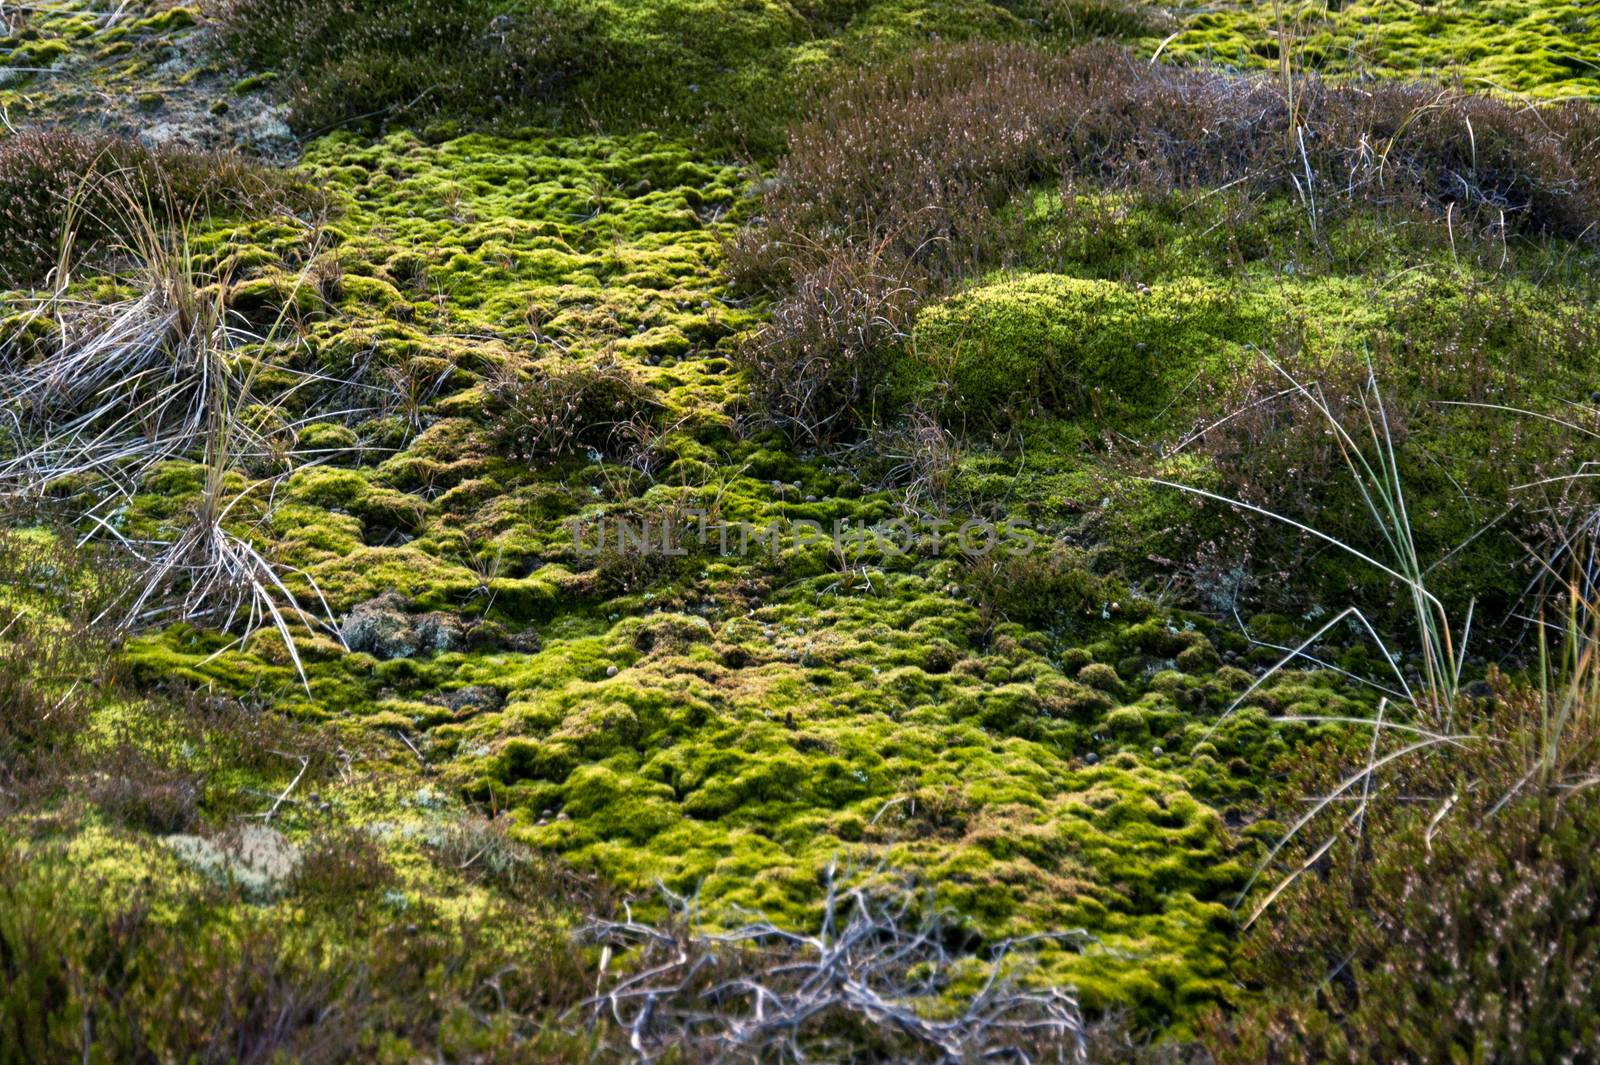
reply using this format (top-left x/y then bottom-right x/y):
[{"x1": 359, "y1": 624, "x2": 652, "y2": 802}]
[
  {"x1": 1163, "y1": 0, "x2": 1600, "y2": 100},
  {"x1": 130, "y1": 6, "x2": 198, "y2": 32},
  {"x1": 8, "y1": 37, "x2": 70, "y2": 66},
  {"x1": 19, "y1": 9, "x2": 1583, "y2": 1028},
  {"x1": 231, "y1": 70, "x2": 277, "y2": 94},
  {"x1": 906, "y1": 273, "x2": 1252, "y2": 427}
]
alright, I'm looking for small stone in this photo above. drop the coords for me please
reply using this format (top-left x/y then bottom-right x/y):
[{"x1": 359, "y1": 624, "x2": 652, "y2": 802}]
[
  {"x1": 445, "y1": 685, "x2": 503, "y2": 714},
  {"x1": 242, "y1": 106, "x2": 295, "y2": 156},
  {"x1": 500, "y1": 622, "x2": 538, "y2": 655},
  {"x1": 341, "y1": 592, "x2": 419, "y2": 659},
  {"x1": 1084, "y1": 752, "x2": 1100, "y2": 765},
  {"x1": 414, "y1": 612, "x2": 466, "y2": 653},
  {"x1": 606, "y1": 665, "x2": 619, "y2": 677},
  {"x1": 1151, "y1": 746, "x2": 1163, "y2": 756}
]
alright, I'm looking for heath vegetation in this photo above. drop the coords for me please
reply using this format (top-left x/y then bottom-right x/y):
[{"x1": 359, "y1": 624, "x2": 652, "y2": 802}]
[{"x1": 3, "y1": 0, "x2": 1600, "y2": 1060}]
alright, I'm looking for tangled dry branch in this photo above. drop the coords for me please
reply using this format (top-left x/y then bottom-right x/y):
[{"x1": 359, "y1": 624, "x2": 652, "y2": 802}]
[{"x1": 580, "y1": 868, "x2": 1090, "y2": 1064}]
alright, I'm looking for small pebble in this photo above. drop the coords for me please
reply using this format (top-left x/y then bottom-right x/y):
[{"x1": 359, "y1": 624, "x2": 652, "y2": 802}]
[
  {"x1": 1085, "y1": 752, "x2": 1100, "y2": 765},
  {"x1": 606, "y1": 665, "x2": 618, "y2": 677},
  {"x1": 1151, "y1": 746, "x2": 1163, "y2": 756}
]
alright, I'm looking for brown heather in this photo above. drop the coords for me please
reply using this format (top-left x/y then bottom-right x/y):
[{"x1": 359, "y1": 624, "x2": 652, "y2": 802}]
[{"x1": 1201, "y1": 680, "x2": 1600, "y2": 1062}]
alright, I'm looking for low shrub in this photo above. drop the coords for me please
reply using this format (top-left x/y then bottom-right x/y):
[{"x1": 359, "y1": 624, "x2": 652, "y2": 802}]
[
  {"x1": 290, "y1": 828, "x2": 396, "y2": 902},
  {"x1": 485, "y1": 357, "x2": 660, "y2": 463},
  {"x1": 204, "y1": 0, "x2": 1159, "y2": 150},
  {"x1": 744, "y1": 238, "x2": 923, "y2": 439},
  {"x1": 0, "y1": 612, "x2": 94, "y2": 801},
  {"x1": 205, "y1": 0, "x2": 600, "y2": 135},
  {"x1": 84, "y1": 742, "x2": 204, "y2": 834},
  {"x1": 1201, "y1": 683, "x2": 1600, "y2": 1062},
  {"x1": 963, "y1": 539, "x2": 1112, "y2": 630}
]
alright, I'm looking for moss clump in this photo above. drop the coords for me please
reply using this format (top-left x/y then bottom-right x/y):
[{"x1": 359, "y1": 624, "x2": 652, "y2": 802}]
[{"x1": 906, "y1": 273, "x2": 1250, "y2": 427}]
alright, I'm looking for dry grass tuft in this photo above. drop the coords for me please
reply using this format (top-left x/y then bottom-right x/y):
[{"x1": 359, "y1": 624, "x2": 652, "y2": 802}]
[
  {"x1": 0, "y1": 182, "x2": 353, "y2": 684},
  {"x1": 0, "y1": 130, "x2": 322, "y2": 288}
]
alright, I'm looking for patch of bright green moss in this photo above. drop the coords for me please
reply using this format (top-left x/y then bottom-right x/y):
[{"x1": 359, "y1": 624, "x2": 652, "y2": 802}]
[
  {"x1": 905, "y1": 273, "x2": 1254, "y2": 426},
  {"x1": 1163, "y1": 0, "x2": 1600, "y2": 99}
]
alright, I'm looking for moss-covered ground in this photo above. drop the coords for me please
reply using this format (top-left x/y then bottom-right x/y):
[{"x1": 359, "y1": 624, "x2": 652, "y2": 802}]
[
  {"x1": 0, "y1": 530, "x2": 600, "y2": 1059},
  {"x1": 5, "y1": 0, "x2": 1600, "y2": 1056},
  {"x1": 908, "y1": 190, "x2": 1600, "y2": 620},
  {"x1": 70, "y1": 123, "x2": 1377, "y2": 1023}
]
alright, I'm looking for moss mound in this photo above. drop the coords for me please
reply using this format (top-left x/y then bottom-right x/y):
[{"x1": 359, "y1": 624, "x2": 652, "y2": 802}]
[{"x1": 905, "y1": 274, "x2": 1250, "y2": 426}]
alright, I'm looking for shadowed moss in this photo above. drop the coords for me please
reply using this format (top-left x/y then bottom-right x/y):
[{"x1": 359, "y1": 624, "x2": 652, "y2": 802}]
[{"x1": 204, "y1": 0, "x2": 1162, "y2": 151}]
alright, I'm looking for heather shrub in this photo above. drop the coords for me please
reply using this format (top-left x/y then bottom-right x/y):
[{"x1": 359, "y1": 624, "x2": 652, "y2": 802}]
[
  {"x1": 0, "y1": 612, "x2": 94, "y2": 800},
  {"x1": 746, "y1": 238, "x2": 924, "y2": 438},
  {"x1": 205, "y1": 0, "x2": 1158, "y2": 149},
  {"x1": 485, "y1": 357, "x2": 661, "y2": 463},
  {"x1": 1201, "y1": 684, "x2": 1600, "y2": 1062},
  {"x1": 962, "y1": 539, "x2": 1112, "y2": 629},
  {"x1": 1171, "y1": 272, "x2": 1600, "y2": 621},
  {"x1": 84, "y1": 743, "x2": 204, "y2": 834},
  {"x1": 0, "y1": 131, "x2": 320, "y2": 287}
]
